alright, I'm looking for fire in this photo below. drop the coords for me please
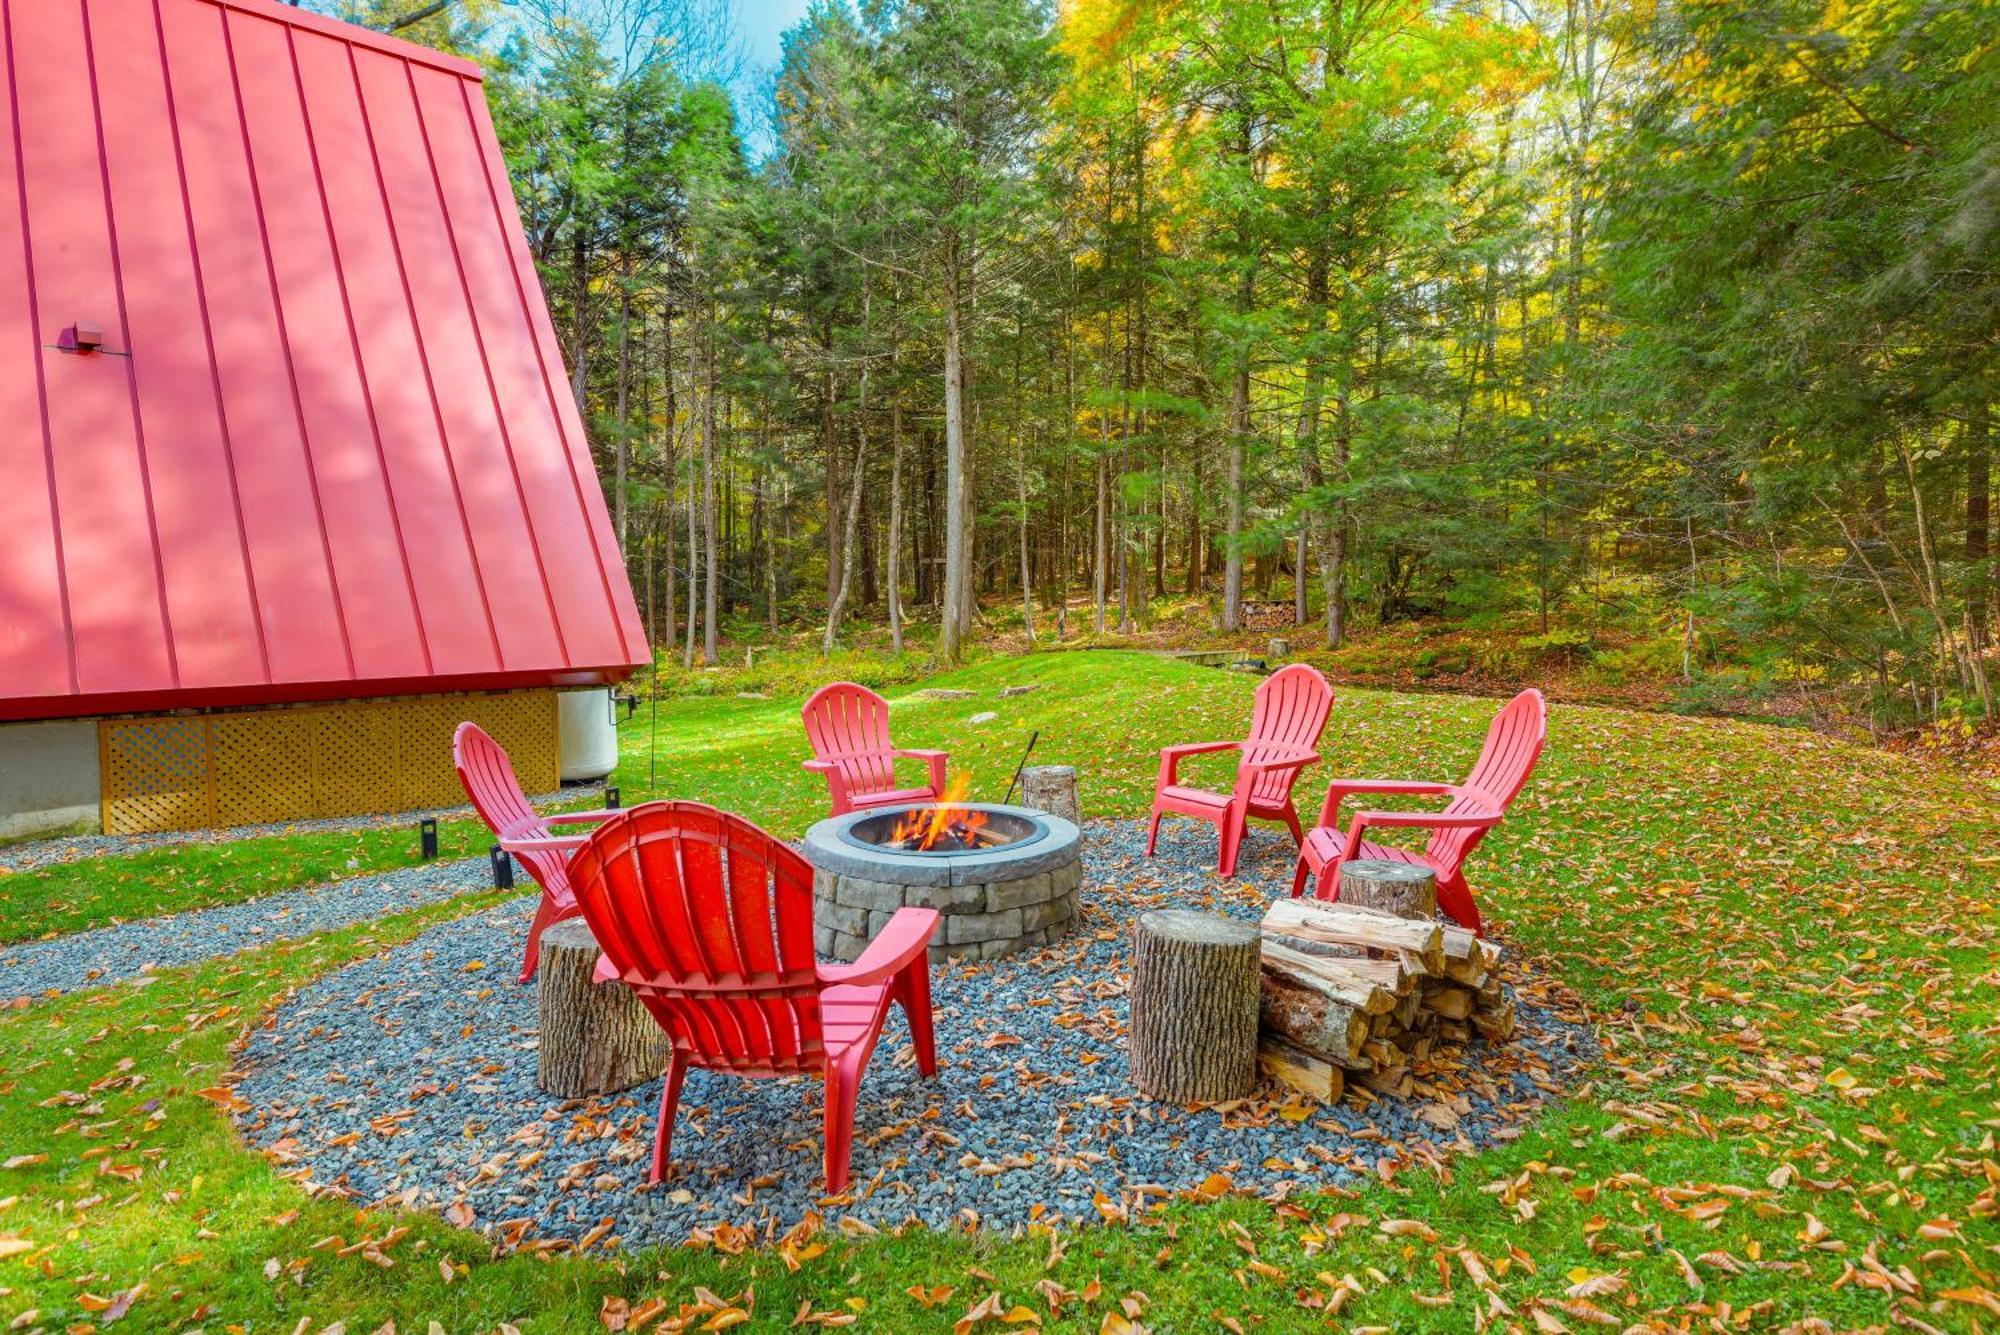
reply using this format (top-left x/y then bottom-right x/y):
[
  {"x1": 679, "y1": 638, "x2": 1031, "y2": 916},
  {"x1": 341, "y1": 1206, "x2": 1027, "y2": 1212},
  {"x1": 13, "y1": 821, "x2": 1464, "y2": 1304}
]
[{"x1": 890, "y1": 772, "x2": 989, "y2": 851}]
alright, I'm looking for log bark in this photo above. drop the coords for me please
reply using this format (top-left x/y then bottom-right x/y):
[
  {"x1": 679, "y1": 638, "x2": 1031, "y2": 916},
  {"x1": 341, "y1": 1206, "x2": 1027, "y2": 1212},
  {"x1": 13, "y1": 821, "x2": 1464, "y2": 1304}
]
[
  {"x1": 1258, "y1": 973, "x2": 1366, "y2": 1060},
  {"x1": 1336, "y1": 860, "x2": 1438, "y2": 920},
  {"x1": 1019, "y1": 765, "x2": 1080, "y2": 823},
  {"x1": 1128, "y1": 910, "x2": 1260, "y2": 1103},
  {"x1": 537, "y1": 919, "x2": 668, "y2": 1098}
]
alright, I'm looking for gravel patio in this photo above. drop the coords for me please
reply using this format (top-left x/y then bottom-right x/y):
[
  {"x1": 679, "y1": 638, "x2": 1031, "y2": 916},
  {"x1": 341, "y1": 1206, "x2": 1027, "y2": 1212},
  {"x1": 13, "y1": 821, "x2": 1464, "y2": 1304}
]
[{"x1": 229, "y1": 821, "x2": 1593, "y2": 1249}]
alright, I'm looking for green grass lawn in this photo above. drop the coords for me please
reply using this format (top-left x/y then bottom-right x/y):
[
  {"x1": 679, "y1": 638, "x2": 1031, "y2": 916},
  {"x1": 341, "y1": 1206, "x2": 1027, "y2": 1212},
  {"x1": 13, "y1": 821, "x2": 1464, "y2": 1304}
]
[
  {"x1": 1, "y1": 650, "x2": 1996, "y2": 1331},
  {"x1": 0, "y1": 822, "x2": 494, "y2": 946}
]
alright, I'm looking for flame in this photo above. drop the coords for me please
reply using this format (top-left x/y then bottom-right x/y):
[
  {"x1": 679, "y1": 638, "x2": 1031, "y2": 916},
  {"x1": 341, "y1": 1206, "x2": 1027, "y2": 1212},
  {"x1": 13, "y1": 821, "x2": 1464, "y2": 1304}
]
[{"x1": 890, "y1": 772, "x2": 989, "y2": 851}]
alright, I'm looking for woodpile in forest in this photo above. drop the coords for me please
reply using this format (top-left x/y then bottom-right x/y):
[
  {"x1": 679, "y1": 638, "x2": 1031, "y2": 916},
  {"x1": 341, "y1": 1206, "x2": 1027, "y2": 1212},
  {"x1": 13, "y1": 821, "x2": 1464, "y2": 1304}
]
[{"x1": 1255, "y1": 895, "x2": 1515, "y2": 1102}]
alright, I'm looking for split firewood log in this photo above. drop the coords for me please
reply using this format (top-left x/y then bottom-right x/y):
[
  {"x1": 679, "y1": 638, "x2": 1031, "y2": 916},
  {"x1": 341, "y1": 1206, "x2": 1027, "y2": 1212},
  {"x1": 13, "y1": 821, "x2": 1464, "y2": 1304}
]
[
  {"x1": 1422, "y1": 985, "x2": 1475, "y2": 1020},
  {"x1": 1263, "y1": 900, "x2": 1445, "y2": 974},
  {"x1": 1259, "y1": 974, "x2": 1368, "y2": 1060},
  {"x1": 1258, "y1": 1036, "x2": 1345, "y2": 1101},
  {"x1": 1358, "y1": 1065, "x2": 1414, "y2": 1098},
  {"x1": 1260, "y1": 940, "x2": 1399, "y2": 1014}
]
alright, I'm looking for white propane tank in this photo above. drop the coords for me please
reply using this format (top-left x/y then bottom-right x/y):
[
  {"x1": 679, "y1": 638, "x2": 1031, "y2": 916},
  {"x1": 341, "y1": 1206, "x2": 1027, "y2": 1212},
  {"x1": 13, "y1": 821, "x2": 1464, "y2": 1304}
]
[{"x1": 557, "y1": 688, "x2": 618, "y2": 781}]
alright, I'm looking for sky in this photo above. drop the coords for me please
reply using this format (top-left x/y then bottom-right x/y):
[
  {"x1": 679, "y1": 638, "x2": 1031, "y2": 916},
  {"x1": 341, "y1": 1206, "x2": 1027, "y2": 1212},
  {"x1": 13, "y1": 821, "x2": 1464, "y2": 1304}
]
[
  {"x1": 727, "y1": 0, "x2": 814, "y2": 154},
  {"x1": 729, "y1": 0, "x2": 815, "y2": 75}
]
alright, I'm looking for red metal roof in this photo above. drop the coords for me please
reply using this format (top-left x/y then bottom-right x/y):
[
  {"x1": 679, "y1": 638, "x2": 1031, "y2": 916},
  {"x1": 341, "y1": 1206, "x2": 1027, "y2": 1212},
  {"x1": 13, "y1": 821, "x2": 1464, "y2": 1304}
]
[{"x1": 0, "y1": 0, "x2": 646, "y2": 723}]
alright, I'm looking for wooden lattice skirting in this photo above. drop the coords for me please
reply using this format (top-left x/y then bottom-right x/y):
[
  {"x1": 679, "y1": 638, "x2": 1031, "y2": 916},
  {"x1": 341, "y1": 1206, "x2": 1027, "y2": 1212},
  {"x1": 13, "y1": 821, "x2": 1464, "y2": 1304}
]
[{"x1": 98, "y1": 691, "x2": 560, "y2": 834}]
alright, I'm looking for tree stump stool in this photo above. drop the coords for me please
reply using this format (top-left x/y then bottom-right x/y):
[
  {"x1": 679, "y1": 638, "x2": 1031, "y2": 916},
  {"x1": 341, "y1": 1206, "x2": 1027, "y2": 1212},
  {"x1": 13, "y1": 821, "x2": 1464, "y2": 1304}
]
[
  {"x1": 536, "y1": 918, "x2": 668, "y2": 1098},
  {"x1": 1336, "y1": 860, "x2": 1438, "y2": 920},
  {"x1": 1128, "y1": 910, "x2": 1260, "y2": 1103},
  {"x1": 1268, "y1": 637, "x2": 1291, "y2": 661},
  {"x1": 1019, "y1": 765, "x2": 1081, "y2": 824}
]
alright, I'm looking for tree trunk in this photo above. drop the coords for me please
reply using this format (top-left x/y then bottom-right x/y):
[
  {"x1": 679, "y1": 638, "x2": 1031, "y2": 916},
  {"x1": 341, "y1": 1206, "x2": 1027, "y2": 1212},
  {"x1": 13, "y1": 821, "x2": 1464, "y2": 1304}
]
[
  {"x1": 614, "y1": 286, "x2": 631, "y2": 553},
  {"x1": 823, "y1": 337, "x2": 872, "y2": 655},
  {"x1": 1017, "y1": 436, "x2": 1036, "y2": 643},
  {"x1": 568, "y1": 230, "x2": 590, "y2": 409},
  {"x1": 888, "y1": 388, "x2": 906, "y2": 654},
  {"x1": 1093, "y1": 450, "x2": 1109, "y2": 633},
  {"x1": 761, "y1": 407, "x2": 779, "y2": 632},
  {"x1": 1293, "y1": 530, "x2": 1307, "y2": 624},
  {"x1": 683, "y1": 320, "x2": 700, "y2": 671},
  {"x1": 660, "y1": 309, "x2": 677, "y2": 651},
  {"x1": 822, "y1": 320, "x2": 841, "y2": 613},
  {"x1": 1127, "y1": 910, "x2": 1260, "y2": 1103},
  {"x1": 536, "y1": 918, "x2": 667, "y2": 1098},
  {"x1": 939, "y1": 245, "x2": 972, "y2": 664},
  {"x1": 1221, "y1": 109, "x2": 1257, "y2": 635},
  {"x1": 701, "y1": 310, "x2": 719, "y2": 666},
  {"x1": 1223, "y1": 352, "x2": 1247, "y2": 633},
  {"x1": 1971, "y1": 400, "x2": 1991, "y2": 649}
]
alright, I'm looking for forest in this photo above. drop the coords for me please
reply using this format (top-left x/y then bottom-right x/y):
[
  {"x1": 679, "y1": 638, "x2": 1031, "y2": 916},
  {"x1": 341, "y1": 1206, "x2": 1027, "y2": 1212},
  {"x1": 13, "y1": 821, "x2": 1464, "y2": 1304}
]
[{"x1": 309, "y1": 0, "x2": 1998, "y2": 729}]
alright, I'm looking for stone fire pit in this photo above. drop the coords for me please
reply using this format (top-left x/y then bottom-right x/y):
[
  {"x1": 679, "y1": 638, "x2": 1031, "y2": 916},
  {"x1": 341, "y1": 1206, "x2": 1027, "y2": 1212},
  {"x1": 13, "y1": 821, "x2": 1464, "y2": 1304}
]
[{"x1": 802, "y1": 802, "x2": 1083, "y2": 962}]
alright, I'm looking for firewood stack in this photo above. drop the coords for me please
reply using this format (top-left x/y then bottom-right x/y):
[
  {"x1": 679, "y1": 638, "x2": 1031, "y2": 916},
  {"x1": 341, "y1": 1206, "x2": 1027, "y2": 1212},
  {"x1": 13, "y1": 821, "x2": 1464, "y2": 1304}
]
[{"x1": 1255, "y1": 896, "x2": 1514, "y2": 1102}]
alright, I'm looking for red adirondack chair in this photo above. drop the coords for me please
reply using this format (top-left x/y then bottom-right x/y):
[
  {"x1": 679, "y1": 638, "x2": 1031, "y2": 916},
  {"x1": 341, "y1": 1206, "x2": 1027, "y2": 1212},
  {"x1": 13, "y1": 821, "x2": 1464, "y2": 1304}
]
[
  {"x1": 1145, "y1": 664, "x2": 1335, "y2": 878},
  {"x1": 1290, "y1": 688, "x2": 1547, "y2": 934},
  {"x1": 801, "y1": 682, "x2": 949, "y2": 816},
  {"x1": 563, "y1": 801, "x2": 940, "y2": 1193},
  {"x1": 453, "y1": 722, "x2": 622, "y2": 984}
]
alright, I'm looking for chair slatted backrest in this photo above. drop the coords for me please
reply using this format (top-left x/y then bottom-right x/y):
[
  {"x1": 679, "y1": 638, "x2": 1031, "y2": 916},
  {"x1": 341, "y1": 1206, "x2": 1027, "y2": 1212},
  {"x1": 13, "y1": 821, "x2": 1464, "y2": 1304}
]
[
  {"x1": 453, "y1": 722, "x2": 572, "y2": 899},
  {"x1": 1428, "y1": 690, "x2": 1547, "y2": 873},
  {"x1": 1242, "y1": 665, "x2": 1335, "y2": 804},
  {"x1": 566, "y1": 802, "x2": 825, "y2": 1076},
  {"x1": 801, "y1": 682, "x2": 899, "y2": 796}
]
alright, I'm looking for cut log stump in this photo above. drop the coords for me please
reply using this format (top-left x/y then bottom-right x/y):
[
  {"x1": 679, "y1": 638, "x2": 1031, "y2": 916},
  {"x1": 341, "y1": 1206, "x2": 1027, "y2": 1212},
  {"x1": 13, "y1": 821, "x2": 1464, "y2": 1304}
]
[
  {"x1": 1019, "y1": 765, "x2": 1081, "y2": 824},
  {"x1": 1128, "y1": 910, "x2": 1260, "y2": 1103},
  {"x1": 1335, "y1": 860, "x2": 1438, "y2": 920},
  {"x1": 537, "y1": 918, "x2": 668, "y2": 1098}
]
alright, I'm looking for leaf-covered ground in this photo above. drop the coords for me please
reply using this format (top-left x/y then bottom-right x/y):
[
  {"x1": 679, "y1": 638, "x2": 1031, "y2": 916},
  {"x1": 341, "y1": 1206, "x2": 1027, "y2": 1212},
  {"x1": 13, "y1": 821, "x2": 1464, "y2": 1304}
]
[{"x1": 0, "y1": 650, "x2": 1995, "y2": 1332}]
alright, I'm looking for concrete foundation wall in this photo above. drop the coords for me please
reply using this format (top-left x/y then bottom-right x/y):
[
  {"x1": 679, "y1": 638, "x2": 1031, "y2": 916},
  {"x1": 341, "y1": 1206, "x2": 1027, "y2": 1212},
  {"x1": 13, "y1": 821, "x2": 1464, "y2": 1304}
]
[{"x1": 0, "y1": 719, "x2": 101, "y2": 839}]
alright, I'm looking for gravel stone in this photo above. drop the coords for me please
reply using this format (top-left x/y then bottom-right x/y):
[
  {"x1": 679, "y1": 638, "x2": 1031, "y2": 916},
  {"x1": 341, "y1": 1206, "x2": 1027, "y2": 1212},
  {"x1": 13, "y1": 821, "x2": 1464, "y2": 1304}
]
[
  {"x1": 232, "y1": 821, "x2": 1596, "y2": 1251},
  {"x1": 1, "y1": 857, "x2": 498, "y2": 1001}
]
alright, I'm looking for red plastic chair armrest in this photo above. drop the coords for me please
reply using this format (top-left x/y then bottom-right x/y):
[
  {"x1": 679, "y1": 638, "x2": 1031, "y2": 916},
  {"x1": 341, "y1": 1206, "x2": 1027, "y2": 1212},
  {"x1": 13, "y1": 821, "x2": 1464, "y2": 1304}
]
[
  {"x1": 1162, "y1": 740, "x2": 1241, "y2": 759},
  {"x1": 544, "y1": 808, "x2": 623, "y2": 827},
  {"x1": 499, "y1": 832, "x2": 586, "y2": 855},
  {"x1": 804, "y1": 757, "x2": 854, "y2": 806},
  {"x1": 1159, "y1": 740, "x2": 1240, "y2": 786},
  {"x1": 818, "y1": 907, "x2": 939, "y2": 988},
  {"x1": 893, "y1": 748, "x2": 950, "y2": 792},
  {"x1": 1347, "y1": 807, "x2": 1500, "y2": 838},
  {"x1": 1317, "y1": 778, "x2": 1455, "y2": 828}
]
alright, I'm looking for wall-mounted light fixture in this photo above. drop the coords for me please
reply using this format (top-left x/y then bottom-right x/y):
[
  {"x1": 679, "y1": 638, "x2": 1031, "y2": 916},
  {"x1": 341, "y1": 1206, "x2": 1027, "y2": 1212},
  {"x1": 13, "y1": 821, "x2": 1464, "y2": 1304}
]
[{"x1": 57, "y1": 322, "x2": 104, "y2": 353}]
